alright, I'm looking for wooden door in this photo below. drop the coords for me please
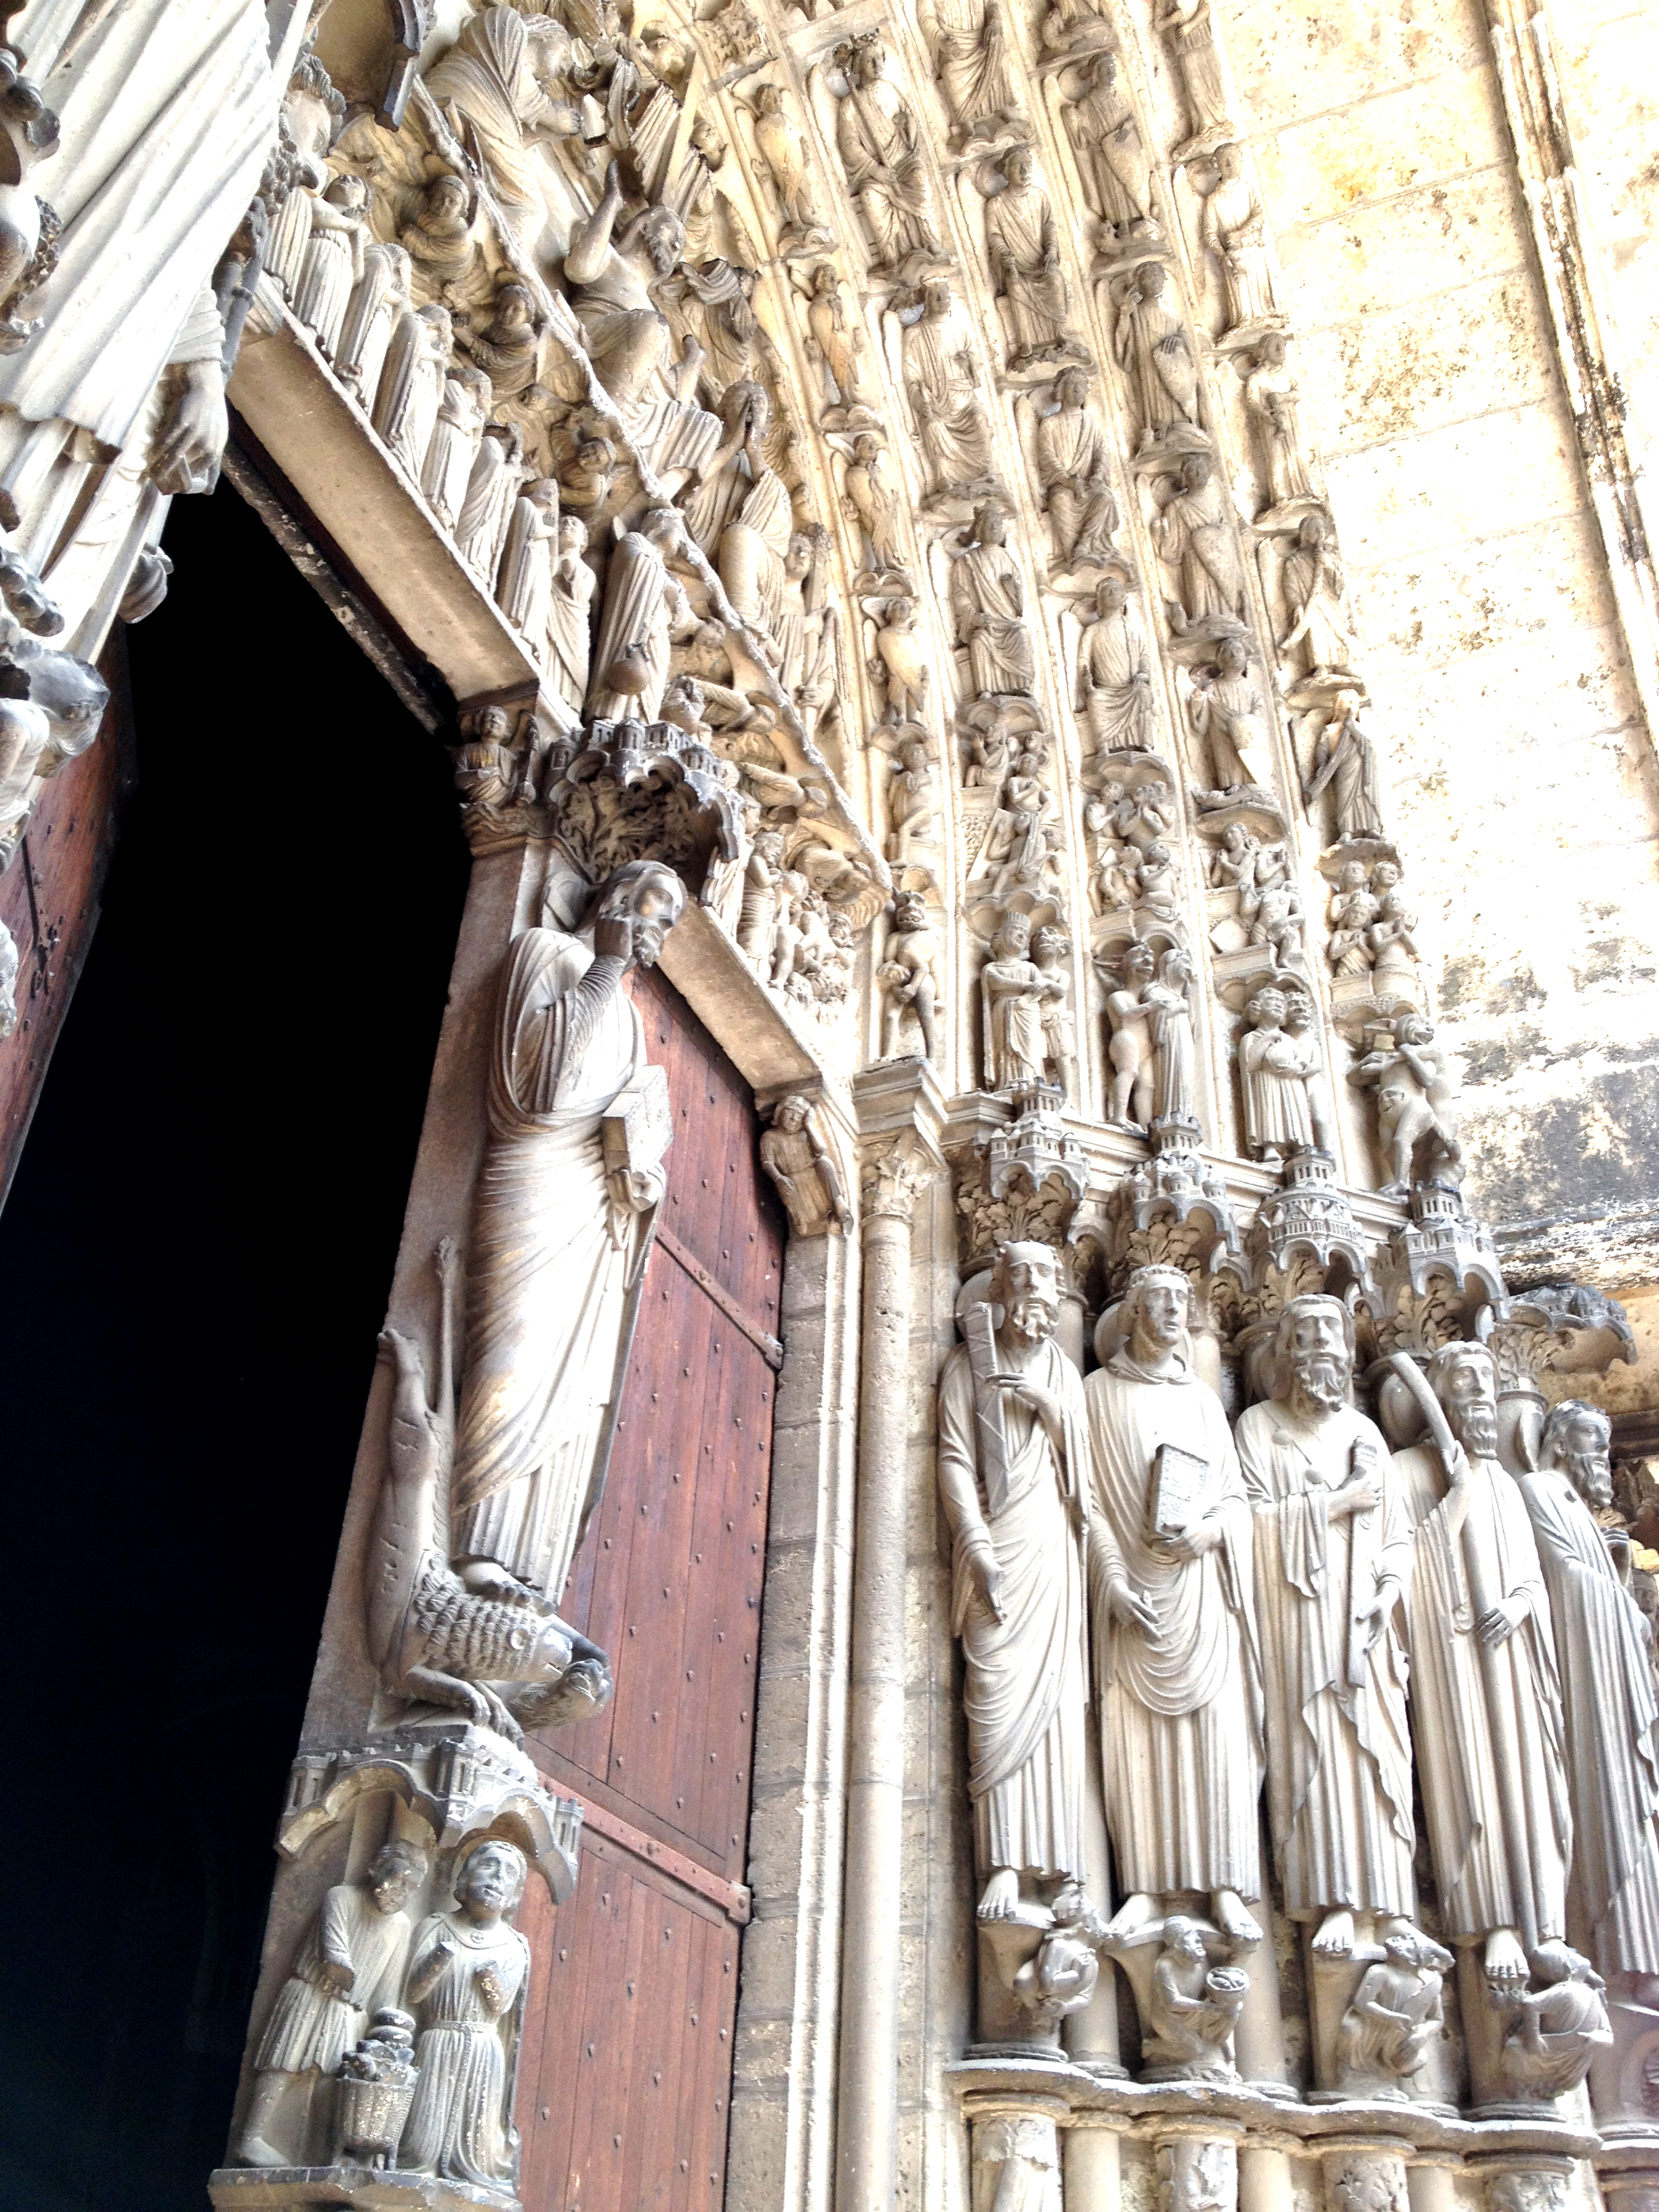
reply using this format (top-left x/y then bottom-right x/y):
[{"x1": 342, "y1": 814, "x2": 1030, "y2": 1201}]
[{"x1": 519, "y1": 964, "x2": 785, "y2": 2212}]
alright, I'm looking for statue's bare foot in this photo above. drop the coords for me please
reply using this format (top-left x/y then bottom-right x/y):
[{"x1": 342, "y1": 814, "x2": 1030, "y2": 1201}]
[
  {"x1": 1214, "y1": 1890, "x2": 1263, "y2": 1944},
  {"x1": 1311, "y1": 1908, "x2": 1355, "y2": 1957},
  {"x1": 238, "y1": 2138, "x2": 286, "y2": 2171},
  {"x1": 1485, "y1": 1927, "x2": 1528, "y2": 1986},
  {"x1": 1103, "y1": 1891, "x2": 1160, "y2": 1941},
  {"x1": 977, "y1": 1868, "x2": 1021, "y2": 1922}
]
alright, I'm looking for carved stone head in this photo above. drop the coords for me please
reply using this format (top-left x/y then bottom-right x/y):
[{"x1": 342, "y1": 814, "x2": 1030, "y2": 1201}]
[
  {"x1": 1254, "y1": 331, "x2": 1287, "y2": 369},
  {"x1": 455, "y1": 1837, "x2": 527, "y2": 1921},
  {"x1": 1428, "y1": 1341, "x2": 1499, "y2": 1456},
  {"x1": 1215, "y1": 139, "x2": 1244, "y2": 180},
  {"x1": 1094, "y1": 571, "x2": 1128, "y2": 616},
  {"x1": 1120, "y1": 1263, "x2": 1193, "y2": 1361},
  {"x1": 630, "y1": 203, "x2": 688, "y2": 276},
  {"x1": 1179, "y1": 450, "x2": 1212, "y2": 492},
  {"x1": 1246, "y1": 985, "x2": 1286, "y2": 1031},
  {"x1": 756, "y1": 81, "x2": 783, "y2": 114},
  {"x1": 922, "y1": 275, "x2": 954, "y2": 319},
  {"x1": 1298, "y1": 511, "x2": 1329, "y2": 551},
  {"x1": 1055, "y1": 365, "x2": 1090, "y2": 408},
  {"x1": 1270, "y1": 1293, "x2": 1353, "y2": 1413},
  {"x1": 1214, "y1": 635, "x2": 1248, "y2": 678},
  {"x1": 588, "y1": 859, "x2": 686, "y2": 968},
  {"x1": 991, "y1": 1240, "x2": 1061, "y2": 1345},
  {"x1": 1540, "y1": 1397, "x2": 1614, "y2": 1507},
  {"x1": 774, "y1": 1092, "x2": 811, "y2": 1133},
  {"x1": 893, "y1": 889, "x2": 930, "y2": 931},
  {"x1": 367, "y1": 1838, "x2": 428, "y2": 1914},
  {"x1": 1002, "y1": 142, "x2": 1035, "y2": 186}
]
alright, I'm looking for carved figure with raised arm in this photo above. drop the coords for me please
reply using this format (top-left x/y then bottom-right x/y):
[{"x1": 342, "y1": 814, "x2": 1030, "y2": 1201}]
[
  {"x1": 981, "y1": 911, "x2": 1060, "y2": 1093},
  {"x1": 1084, "y1": 1264, "x2": 1265, "y2": 1944},
  {"x1": 951, "y1": 499, "x2": 1036, "y2": 697},
  {"x1": 1235, "y1": 1297, "x2": 1418, "y2": 1961},
  {"x1": 1518, "y1": 1400, "x2": 1659, "y2": 2005},
  {"x1": 448, "y1": 861, "x2": 687, "y2": 1614},
  {"x1": 760, "y1": 1093, "x2": 851, "y2": 1236},
  {"x1": 1279, "y1": 512, "x2": 1357, "y2": 680},
  {"x1": 1244, "y1": 333, "x2": 1317, "y2": 512},
  {"x1": 879, "y1": 890, "x2": 942, "y2": 1061},
  {"x1": 1037, "y1": 367, "x2": 1119, "y2": 565},
  {"x1": 237, "y1": 1839, "x2": 428, "y2": 2169},
  {"x1": 1078, "y1": 572, "x2": 1155, "y2": 754},
  {"x1": 1306, "y1": 688, "x2": 1382, "y2": 841},
  {"x1": 937, "y1": 1242, "x2": 1113, "y2": 1918},
  {"x1": 985, "y1": 144, "x2": 1080, "y2": 369},
  {"x1": 1200, "y1": 142, "x2": 1278, "y2": 335},
  {"x1": 1349, "y1": 1015, "x2": 1461, "y2": 1195},
  {"x1": 1391, "y1": 1343, "x2": 1572, "y2": 1994},
  {"x1": 1336, "y1": 1928, "x2": 1453, "y2": 2096},
  {"x1": 832, "y1": 33, "x2": 944, "y2": 272},
  {"x1": 1113, "y1": 261, "x2": 1198, "y2": 447},
  {"x1": 402, "y1": 1839, "x2": 533, "y2": 2186}
]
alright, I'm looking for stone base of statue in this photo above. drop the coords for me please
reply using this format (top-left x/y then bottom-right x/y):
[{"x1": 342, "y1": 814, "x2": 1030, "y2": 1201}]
[{"x1": 207, "y1": 2167, "x2": 518, "y2": 2212}]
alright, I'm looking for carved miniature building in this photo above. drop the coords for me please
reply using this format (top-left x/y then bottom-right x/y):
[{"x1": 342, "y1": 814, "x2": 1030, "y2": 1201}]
[{"x1": 3, "y1": 4, "x2": 1659, "y2": 2212}]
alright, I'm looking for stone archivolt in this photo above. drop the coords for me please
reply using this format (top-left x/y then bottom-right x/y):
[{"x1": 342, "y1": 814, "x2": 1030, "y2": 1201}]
[{"x1": 12, "y1": 3, "x2": 1644, "y2": 2211}]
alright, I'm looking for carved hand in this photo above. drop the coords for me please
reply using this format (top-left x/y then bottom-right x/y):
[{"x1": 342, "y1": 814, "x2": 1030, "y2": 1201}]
[
  {"x1": 152, "y1": 361, "x2": 228, "y2": 497},
  {"x1": 1107, "y1": 1576, "x2": 1158, "y2": 1635},
  {"x1": 319, "y1": 1957, "x2": 355, "y2": 1995},
  {"x1": 1154, "y1": 1518, "x2": 1220, "y2": 1563},
  {"x1": 1328, "y1": 1477, "x2": 1379, "y2": 1521},
  {"x1": 1477, "y1": 1595, "x2": 1528, "y2": 1645},
  {"x1": 973, "y1": 1551, "x2": 1006, "y2": 1623},
  {"x1": 593, "y1": 914, "x2": 634, "y2": 960}
]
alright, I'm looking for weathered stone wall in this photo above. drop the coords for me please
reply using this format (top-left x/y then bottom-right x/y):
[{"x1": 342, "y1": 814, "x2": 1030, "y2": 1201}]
[{"x1": 1232, "y1": 0, "x2": 1659, "y2": 1279}]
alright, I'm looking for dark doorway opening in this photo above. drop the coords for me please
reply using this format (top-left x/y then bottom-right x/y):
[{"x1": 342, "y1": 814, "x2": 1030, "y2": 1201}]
[{"x1": 0, "y1": 481, "x2": 468, "y2": 2212}]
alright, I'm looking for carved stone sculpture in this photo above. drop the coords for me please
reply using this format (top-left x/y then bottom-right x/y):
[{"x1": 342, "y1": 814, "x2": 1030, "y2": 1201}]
[
  {"x1": 985, "y1": 144, "x2": 1082, "y2": 370},
  {"x1": 1078, "y1": 573, "x2": 1155, "y2": 754},
  {"x1": 438, "y1": 862, "x2": 684, "y2": 1622},
  {"x1": 1236, "y1": 1297, "x2": 1418, "y2": 1950},
  {"x1": 1113, "y1": 261, "x2": 1200, "y2": 449},
  {"x1": 832, "y1": 33, "x2": 944, "y2": 274},
  {"x1": 1238, "y1": 987, "x2": 1319, "y2": 1160},
  {"x1": 1200, "y1": 142, "x2": 1279, "y2": 337},
  {"x1": 1349, "y1": 1015, "x2": 1461, "y2": 1195},
  {"x1": 977, "y1": 747, "x2": 1062, "y2": 903},
  {"x1": 237, "y1": 1839, "x2": 428, "y2": 2169},
  {"x1": 1143, "y1": 946, "x2": 1198, "y2": 1122},
  {"x1": 422, "y1": 7, "x2": 579, "y2": 247},
  {"x1": 1518, "y1": 1400, "x2": 1659, "y2": 2002},
  {"x1": 586, "y1": 506, "x2": 695, "y2": 724},
  {"x1": 750, "y1": 83, "x2": 834, "y2": 251},
  {"x1": 560, "y1": 160, "x2": 718, "y2": 487},
  {"x1": 0, "y1": 914, "x2": 16, "y2": 1040},
  {"x1": 1100, "y1": 938, "x2": 1157, "y2": 1127},
  {"x1": 1244, "y1": 333, "x2": 1316, "y2": 514},
  {"x1": 1157, "y1": 0, "x2": 1234, "y2": 151},
  {"x1": 760, "y1": 1094, "x2": 851, "y2": 1235},
  {"x1": 1032, "y1": 927, "x2": 1078, "y2": 1102},
  {"x1": 546, "y1": 516, "x2": 595, "y2": 716},
  {"x1": 497, "y1": 476, "x2": 559, "y2": 640},
  {"x1": 886, "y1": 735, "x2": 939, "y2": 863},
  {"x1": 1187, "y1": 638, "x2": 1271, "y2": 794},
  {"x1": 1084, "y1": 1265, "x2": 1263, "y2": 1943},
  {"x1": 1497, "y1": 1944, "x2": 1614, "y2": 2100},
  {"x1": 1062, "y1": 48, "x2": 1153, "y2": 238},
  {"x1": 400, "y1": 170, "x2": 480, "y2": 300},
  {"x1": 0, "y1": 645, "x2": 108, "y2": 869},
  {"x1": 1336, "y1": 1928, "x2": 1453, "y2": 2097},
  {"x1": 951, "y1": 500, "x2": 1036, "y2": 697},
  {"x1": 374, "y1": 302, "x2": 453, "y2": 489},
  {"x1": 293, "y1": 173, "x2": 369, "y2": 362},
  {"x1": 937, "y1": 1242, "x2": 1094, "y2": 1915},
  {"x1": 422, "y1": 361, "x2": 491, "y2": 533},
  {"x1": 1391, "y1": 1344, "x2": 1572, "y2": 1989},
  {"x1": 879, "y1": 890, "x2": 942, "y2": 1061},
  {"x1": 981, "y1": 910, "x2": 1061, "y2": 1093},
  {"x1": 1279, "y1": 514, "x2": 1357, "y2": 680},
  {"x1": 842, "y1": 432, "x2": 908, "y2": 578},
  {"x1": 335, "y1": 2010, "x2": 420, "y2": 2171},
  {"x1": 403, "y1": 1839, "x2": 533, "y2": 2186},
  {"x1": 904, "y1": 277, "x2": 998, "y2": 502},
  {"x1": 1134, "y1": 1914, "x2": 1251, "y2": 2077},
  {"x1": 1155, "y1": 453, "x2": 1246, "y2": 631},
  {"x1": 931, "y1": 0, "x2": 1023, "y2": 149},
  {"x1": 457, "y1": 423, "x2": 528, "y2": 583},
  {"x1": 869, "y1": 595, "x2": 930, "y2": 725},
  {"x1": 1305, "y1": 689, "x2": 1382, "y2": 841},
  {"x1": 806, "y1": 266, "x2": 874, "y2": 415},
  {"x1": 1036, "y1": 367, "x2": 1119, "y2": 565}
]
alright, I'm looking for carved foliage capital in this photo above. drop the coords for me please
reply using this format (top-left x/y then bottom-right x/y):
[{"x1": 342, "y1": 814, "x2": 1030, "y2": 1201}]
[{"x1": 861, "y1": 1131, "x2": 935, "y2": 1223}]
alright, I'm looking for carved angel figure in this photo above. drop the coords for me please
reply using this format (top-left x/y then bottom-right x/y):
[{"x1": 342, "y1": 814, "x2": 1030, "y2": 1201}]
[
  {"x1": 869, "y1": 595, "x2": 930, "y2": 723},
  {"x1": 1113, "y1": 262, "x2": 1199, "y2": 448},
  {"x1": 805, "y1": 264, "x2": 873, "y2": 413},
  {"x1": 985, "y1": 144, "x2": 1080, "y2": 369},
  {"x1": 1036, "y1": 367, "x2": 1118, "y2": 564}
]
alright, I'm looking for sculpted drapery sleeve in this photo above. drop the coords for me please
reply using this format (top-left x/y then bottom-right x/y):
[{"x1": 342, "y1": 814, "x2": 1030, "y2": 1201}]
[
  {"x1": 936, "y1": 1334, "x2": 1101, "y2": 1887},
  {"x1": 1235, "y1": 1400, "x2": 1416, "y2": 1921}
]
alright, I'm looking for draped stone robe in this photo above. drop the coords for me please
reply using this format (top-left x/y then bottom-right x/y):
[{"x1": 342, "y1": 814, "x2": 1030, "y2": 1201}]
[
  {"x1": 951, "y1": 544, "x2": 1035, "y2": 695},
  {"x1": 449, "y1": 928, "x2": 651, "y2": 1605},
  {"x1": 937, "y1": 1334, "x2": 1096, "y2": 1883},
  {"x1": 987, "y1": 182, "x2": 1070, "y2": 352},
  {"x1": 1517, "y1": 1465, "x2": 1659, "y2": 1979},
  {"x1": 1235, "y1": 1401, "x2": 1416, "y2": 1919},
  {"x1": 1394, "y1": 1445, "x2": 1571, "y2": 1948},
  {"x1": 1085, "y1": 1351, "x2": 1264, "y2": 1898}
]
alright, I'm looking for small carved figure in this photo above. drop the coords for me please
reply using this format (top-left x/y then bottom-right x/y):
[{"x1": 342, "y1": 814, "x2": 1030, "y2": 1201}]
[
  {"x1": 546, "y1": 515, "x2": 595, "y2": 717},
  {"x1": 981, "y1": 910, "x2": 1059, "y2": 1092},
  {"x1": 1143, "y1": 946, "x2": 1197, "y2": 1121},
  {"x1": 293, "y1": 173, "x2": 369, "y2": 362},
  {"x1": 760, "y1": 1094, "x2": 852, "y2": 1235},
  {"x1": 1156, "y1": 0, "x2": 1233, "y2": 149},
  {"x1": 1063, "y1": 47, "x2": 1153, "y2": 235},
  {"x1": 1113, "y1": 261, "x2": 1199, "y2": 448},
  {"x1": 1305, "y1": 689, "x2": 1382, "y2": 842},
  {"x1": 1186, "y1": 636, "x2": 1270, "y2": 792},
  {"x1": 1237, "y1": 986, "x2": 1317, "y2": 1158},
  {"x1": 1014, "y1": 1886, "x2": 1105, "y2": 2022},
  {"x1": 0, "y1": 648, "x2": 109, "y2": 869},
  {"x1": 1244, "y1": 333, "x2": 1316, "y2": 512},
  {"x1": 1279, "y1": 512, "x2": 1357, "y2": 679},
  {"x1": 1036, "y1": 367, "x2": 1118, "y2": 565},
  {"x1": 1335, "y1": 1929, "x2": 1452, "y2": 2095},
  {"x1": 1155, "y1": 452, "x2": 1245, "y2": 629},
  {"x1": 496, "y1": 475, "x2": 559, "y2": 640},
  {"x1": 375, "y1": 303, "x2": 453, "y2": 487},
  {"x1": 985, "y1": 144, "x2": 1081, "y2": 370},
  {"x1": 951, "y1": 500, "x2": 1036, "y2": 698},
  {"x1": 832, "y1": 33, "x2": 945, "y2": 272},
  {"x1": 1200, "y1": 142, "x2": 1278, "y2": 335},
  {"x1": 806, "y1": 264, "x2": 874, "y2": 413},
  {"x1": 400, "y1": 170, "x2": 480, "y2": 298},
  {"x1": 737, "y1": 827, "x2": 787, "y2": 968},
  {"x1": 454, "y1": 279, "x2": 541, "y2": 401},
  {"x1": 937, "y1": 1242, "x2": 1103, "y2": 1917},
  {"x1": 750, "y1": 83, "x2": 834, "y2": 249},
  {"x1": 904, "y1": 276, "x2": 998, "y2": 501},
  {"x1": 424, "y1": 7, "x2": 580, "y2": 246},
  {"x1": 1281, "y1": 986, "x2": 1335, "y2": 1151},
  {"x1": 931, "y1": 0, "x2": 1023, "y2": 150},
  {"x1": 1100, "y1": 940, "x2": 1157, "y2": 1126},
  {"x1": 979, "y1": 747, "x2": 1061, "y2": 901},
  {"x1": 1141, "y1": 1916, "x2": 1250, "y2": 2076},
  {"x1": 1349, "y1": 1014, "x2": 1460, "y2": 1194},
  {"x1": 1498, "y1": 1945, "x2": 1614, "y2": 2100},
  {"x1": 423, "y1": 362, "x2": 492, "y2": 533},
  {"x1": 842, "y1": 432, "x2": 909, "y2": 578},
  {"x1": 1519, "y1": 1400, "x2": 1659, "y2": 2005},
  {"x1": 886, "y1": 735, "x2": 939, "y2": 863},
  {"x1": 1240, "y1": 859, "x2": 1304, "y2": 969},
  {"x1": 237, "y1": 1840, "x2": 428, "y2": 2169},
  {"x1": 1032, "y1": 925, "x2": 1079, "y2": 1101},
  {"x1": 1327, "y1": 860, "x2": 1379, "y2": 976},
  {"x1": 1085, "y1": 1266, "x2": 1263, "y2": 1944},
  {"x1": 587, "y1": 506, "x2": 695, "y2": 723},
  {"x1": 457, "y1": 423, "x2": 528, "y2": 584},
  {"x1": 556, "y1": 431, "x2": 617, "y2": 516},
  {"x1": 402, "y1": 1840, "x2": 533, "y2": 2186},
  {"x1": 869, "y1": 595, "x2": 930, "y2": 724},
  {"x1": 1077, "y1": 572, "x2": 1155, "y2": 754},
  {"x1": 878, "y1": 889, "x2": 941, "y2": 1061},
  {"x1": 452, "y1": 703, "x2": 521, "y2": 813},
  {"x1": 338, "y1": 242, "x2": 412, "y2": 413},
  {"x1": 1367, "y1": 889, "x2": 1421, "y2": 1004}
]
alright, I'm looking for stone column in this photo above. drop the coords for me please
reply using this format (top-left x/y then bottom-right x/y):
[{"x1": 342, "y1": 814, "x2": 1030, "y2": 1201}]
[{"x1": 835, "y1": 1061, "x2": 943, "y2": 2212}]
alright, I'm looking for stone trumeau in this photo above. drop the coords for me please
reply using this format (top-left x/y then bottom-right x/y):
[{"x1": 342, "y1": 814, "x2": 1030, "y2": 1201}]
[{"x1": 8, "y1": 1, "x2": 1659, "y2": 2211}]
